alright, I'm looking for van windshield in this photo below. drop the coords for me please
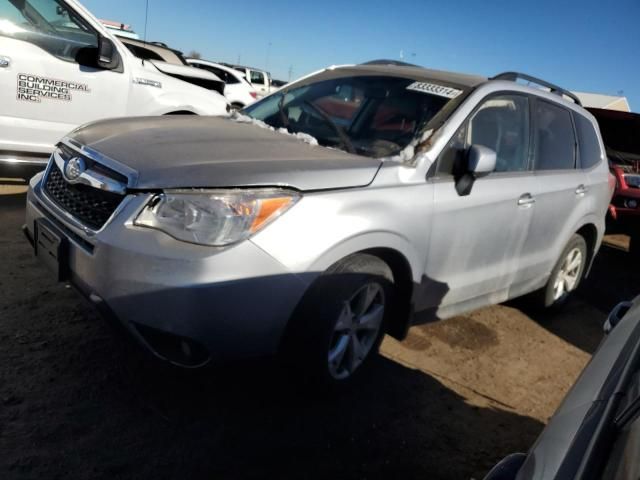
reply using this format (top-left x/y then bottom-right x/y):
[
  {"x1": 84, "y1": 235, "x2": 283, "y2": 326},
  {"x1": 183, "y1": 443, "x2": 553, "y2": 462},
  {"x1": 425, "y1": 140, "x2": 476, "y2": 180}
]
[
  {"x1": 243, "y1": 75, "x2": 459, "y2": 158},
  {"x1": 1, "y1": 0, "x2": 98, "y2": 61}
]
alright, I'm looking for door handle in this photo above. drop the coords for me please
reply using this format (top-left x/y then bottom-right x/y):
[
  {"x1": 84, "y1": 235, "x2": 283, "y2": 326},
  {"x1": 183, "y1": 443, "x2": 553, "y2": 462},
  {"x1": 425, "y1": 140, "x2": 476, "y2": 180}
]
[
  {"x1": 0, "y1": 56, "x2": 10, "y2": 68},
  {"x1": 518, "y1": 193, "x2": 536, "y2": 207},
  {"x1": 575, "y1": 185, "x2": 589, "y2": 195}
]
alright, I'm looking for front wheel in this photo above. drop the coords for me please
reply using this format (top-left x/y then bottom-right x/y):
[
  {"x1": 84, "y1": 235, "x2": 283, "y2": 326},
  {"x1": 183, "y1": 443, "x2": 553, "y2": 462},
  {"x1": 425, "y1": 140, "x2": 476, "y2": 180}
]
[
  {"x1": 539, "y1": 234, "x2": 588, "y2": 308},
  {"x1": 281, "y1": 254, "x2": 395, "y2": 385}
]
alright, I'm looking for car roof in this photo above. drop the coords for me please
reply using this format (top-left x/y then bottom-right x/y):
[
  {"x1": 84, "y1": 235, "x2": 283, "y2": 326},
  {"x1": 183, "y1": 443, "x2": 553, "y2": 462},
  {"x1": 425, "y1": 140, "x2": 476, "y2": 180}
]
[
  {"x1": 302, "y1": 63, "x2": 487, "y2": 91},
  {"x1": 297, "y1": 63, "x2": 585, "y2": 111}
]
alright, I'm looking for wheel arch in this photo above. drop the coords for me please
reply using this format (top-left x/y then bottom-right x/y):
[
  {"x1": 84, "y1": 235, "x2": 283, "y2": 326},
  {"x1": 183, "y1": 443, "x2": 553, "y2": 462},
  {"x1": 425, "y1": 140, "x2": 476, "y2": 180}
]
[
  {"x1": 359, "y1": 247, "x2": 415, "y2": 340},
  {"x1": 306, "y1": 246, "x2": 415, "y2": 342},
  {"x1": 575, "y1": 222, "x2": 599, "y2": 277},
  {"x1": 299, "y1": 232, "x2": 422, "y2": 340}
]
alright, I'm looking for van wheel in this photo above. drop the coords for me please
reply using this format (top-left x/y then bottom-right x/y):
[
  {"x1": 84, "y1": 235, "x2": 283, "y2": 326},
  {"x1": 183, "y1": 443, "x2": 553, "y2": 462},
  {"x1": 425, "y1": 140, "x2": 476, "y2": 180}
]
[
  {"x1": 539, "y1": 234, "x2": 588, "y2": 309},
  {"x1": 230, "y1": 103, "x2": 244, "y2": 111},
  {"x1": 281, "y1": 254, "x2": 394, "y2": 385}
]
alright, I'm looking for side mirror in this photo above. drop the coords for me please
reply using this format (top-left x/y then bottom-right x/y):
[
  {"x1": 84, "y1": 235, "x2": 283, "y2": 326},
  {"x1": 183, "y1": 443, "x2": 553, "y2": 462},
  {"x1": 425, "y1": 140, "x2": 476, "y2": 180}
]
[
  {"x1": 454, "y1": 144, "x2": 496, "y2": 197},
  {"x1": 97, "y1": 36, "x2": 120, "y2": 70},
  {"x1": 467, "y1": 144, "x2": 496, "y2": 176}
]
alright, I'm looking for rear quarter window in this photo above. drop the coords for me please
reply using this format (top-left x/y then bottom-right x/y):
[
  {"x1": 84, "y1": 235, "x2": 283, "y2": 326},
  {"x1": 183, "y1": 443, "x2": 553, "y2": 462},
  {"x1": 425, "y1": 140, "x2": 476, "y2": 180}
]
[{"x1": 574, "y1": 113, "x2": 602, "y2": 169}]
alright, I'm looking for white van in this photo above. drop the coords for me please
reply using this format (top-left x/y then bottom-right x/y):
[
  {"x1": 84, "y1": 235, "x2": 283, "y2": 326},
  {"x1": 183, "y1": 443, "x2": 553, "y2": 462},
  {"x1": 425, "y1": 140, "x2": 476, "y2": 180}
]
[{"x1": 0, "y1": 0, "x2": 229, "y2": 174}]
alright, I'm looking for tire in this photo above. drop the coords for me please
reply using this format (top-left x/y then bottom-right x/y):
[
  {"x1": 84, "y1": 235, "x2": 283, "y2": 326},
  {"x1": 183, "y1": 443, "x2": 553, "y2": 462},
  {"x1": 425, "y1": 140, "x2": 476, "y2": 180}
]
[
  {"x1": 230, "y1": 103, "x2": 244, "y2": 111},
  {"x1": 280, "y1": 254, "x2": 395, "y2": 385},
  {"x1": 539, "y1": 234, "x2": 588, "y2": 309}
]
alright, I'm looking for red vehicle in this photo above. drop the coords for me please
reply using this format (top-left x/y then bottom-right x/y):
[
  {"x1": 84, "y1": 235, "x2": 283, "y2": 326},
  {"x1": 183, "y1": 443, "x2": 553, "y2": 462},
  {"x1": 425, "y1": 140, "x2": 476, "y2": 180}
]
[{"x1": 588, "y1": 108, "x2": 640, "y2": 254}]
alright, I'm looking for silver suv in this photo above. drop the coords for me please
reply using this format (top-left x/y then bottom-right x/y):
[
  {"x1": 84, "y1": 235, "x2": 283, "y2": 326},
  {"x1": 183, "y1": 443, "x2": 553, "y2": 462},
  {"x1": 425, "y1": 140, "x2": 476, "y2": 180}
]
[{"x1": 24, "y1": 61, "x2": 612, "y2": 383}]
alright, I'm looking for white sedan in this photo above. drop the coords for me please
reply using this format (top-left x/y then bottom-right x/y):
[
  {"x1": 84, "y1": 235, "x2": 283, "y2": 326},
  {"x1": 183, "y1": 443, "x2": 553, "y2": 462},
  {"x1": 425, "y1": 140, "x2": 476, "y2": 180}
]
[{"x1": 187, "y1": 59, "x2": 258, "y2": 109}]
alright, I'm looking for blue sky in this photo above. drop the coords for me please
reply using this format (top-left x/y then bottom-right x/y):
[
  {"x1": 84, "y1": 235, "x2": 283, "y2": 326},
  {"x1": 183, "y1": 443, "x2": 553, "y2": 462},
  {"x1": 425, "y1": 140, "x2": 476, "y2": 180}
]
[{"x1": 83, "y1": 0, "x2": 640, "y2": 111}]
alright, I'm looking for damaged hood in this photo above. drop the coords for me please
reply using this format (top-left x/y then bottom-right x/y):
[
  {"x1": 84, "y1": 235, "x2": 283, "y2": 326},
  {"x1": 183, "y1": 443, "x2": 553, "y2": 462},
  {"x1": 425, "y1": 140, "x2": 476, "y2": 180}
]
[
  {"x1": 148, "y1": 60, "x2": 223, "y2": 83},
  {"x1": 68, "y1": 116, "x2": 382, "y2": 191}
]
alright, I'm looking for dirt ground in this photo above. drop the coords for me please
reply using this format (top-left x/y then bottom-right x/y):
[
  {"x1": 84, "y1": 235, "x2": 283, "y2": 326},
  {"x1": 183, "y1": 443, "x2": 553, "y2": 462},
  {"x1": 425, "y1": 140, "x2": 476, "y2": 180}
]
[{"x1": 1, "y1": 180, "x2": 638, "y2": 480}]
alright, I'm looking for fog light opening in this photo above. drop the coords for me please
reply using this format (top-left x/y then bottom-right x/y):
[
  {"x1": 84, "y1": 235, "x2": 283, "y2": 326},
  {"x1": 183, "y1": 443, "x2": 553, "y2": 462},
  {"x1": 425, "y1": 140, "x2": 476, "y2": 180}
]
[{"x1": 132, "y1": 323, "x2": 210, "y2": 367}]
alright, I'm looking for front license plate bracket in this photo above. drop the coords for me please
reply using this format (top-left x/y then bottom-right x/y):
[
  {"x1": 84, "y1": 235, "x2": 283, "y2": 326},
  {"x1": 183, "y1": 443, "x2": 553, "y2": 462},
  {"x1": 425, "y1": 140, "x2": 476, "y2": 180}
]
[{"x1": 34, "y1": 218, "x2": 69, "y2": 282}]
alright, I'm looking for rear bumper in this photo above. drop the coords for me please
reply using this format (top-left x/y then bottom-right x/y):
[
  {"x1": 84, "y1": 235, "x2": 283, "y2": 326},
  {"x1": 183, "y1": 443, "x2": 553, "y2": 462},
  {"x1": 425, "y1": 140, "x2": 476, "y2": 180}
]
[{"x1": 25, "y1": 173, "x2": 310, "y2": 367}]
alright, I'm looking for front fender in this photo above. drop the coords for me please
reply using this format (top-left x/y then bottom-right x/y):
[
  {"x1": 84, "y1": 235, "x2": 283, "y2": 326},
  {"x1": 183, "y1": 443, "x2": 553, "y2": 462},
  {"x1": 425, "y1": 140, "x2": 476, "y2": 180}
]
[
  {"x1": 250, "y1": 187, "x2": 430, "y2": 283},
  {"x1": 143, "y1": 90, "x2": 229, "y2": 116},
  {"x1": 307, "y1": 231, "x2": 420, "y2": 280}
]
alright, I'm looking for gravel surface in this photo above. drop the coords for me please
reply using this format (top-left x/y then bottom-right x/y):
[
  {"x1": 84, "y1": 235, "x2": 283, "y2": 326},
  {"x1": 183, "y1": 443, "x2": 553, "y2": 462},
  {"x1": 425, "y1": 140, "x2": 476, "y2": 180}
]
[{"x1": 1, "y1": 183, "x2": 638, "y2": 480}]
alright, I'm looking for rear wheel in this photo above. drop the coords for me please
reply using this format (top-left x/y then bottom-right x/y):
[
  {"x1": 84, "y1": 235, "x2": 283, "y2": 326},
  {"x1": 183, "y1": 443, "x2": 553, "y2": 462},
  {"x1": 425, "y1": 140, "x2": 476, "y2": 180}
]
[
  {"x1": 539, "y1": 234, "x2": 588, "y2": 308},
  {"x1": 281, "y1": 254, "x2": 394, "y2": 385},
  {"x1": 230, "y1": 102, "x2": 245, "y2": 111}
]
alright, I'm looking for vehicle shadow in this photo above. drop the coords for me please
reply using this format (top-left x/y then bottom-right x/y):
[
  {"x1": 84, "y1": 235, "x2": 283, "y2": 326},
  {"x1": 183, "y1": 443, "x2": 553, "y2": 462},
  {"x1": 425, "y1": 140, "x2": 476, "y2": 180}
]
[
  {"x1": 509, "y1": 243, "x2": 640, "y2": 355},
  {"x1": 1, "y1": 335, "x2": 544, "y2": 480}
]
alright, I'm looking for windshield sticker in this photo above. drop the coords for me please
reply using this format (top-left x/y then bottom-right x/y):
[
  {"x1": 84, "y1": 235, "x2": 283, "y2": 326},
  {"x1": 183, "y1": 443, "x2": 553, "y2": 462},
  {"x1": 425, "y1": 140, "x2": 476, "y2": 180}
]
[
  {"x1": 16, "y1": 73, "x2": 90, "y2": 103},
  {"x1": 406, "y1": 82, "x2": 462, "y2": 99}
]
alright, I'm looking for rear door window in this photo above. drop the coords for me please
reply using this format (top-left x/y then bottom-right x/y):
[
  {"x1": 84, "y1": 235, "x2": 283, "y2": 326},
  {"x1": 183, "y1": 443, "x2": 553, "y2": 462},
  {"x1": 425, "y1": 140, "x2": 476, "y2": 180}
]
[
  {"x1": 574, "y1": 113, "x2": 602, "y2": 169},
  {"x1": 533, "y1": 100, "x2": 576, "y2": 171}
]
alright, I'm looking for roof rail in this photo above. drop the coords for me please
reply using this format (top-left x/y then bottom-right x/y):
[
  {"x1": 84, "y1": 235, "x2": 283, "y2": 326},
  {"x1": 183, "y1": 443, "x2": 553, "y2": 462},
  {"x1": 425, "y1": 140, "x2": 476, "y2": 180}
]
[{"x1": 491, "y1": 72, "x2": 582, "y2": 106}]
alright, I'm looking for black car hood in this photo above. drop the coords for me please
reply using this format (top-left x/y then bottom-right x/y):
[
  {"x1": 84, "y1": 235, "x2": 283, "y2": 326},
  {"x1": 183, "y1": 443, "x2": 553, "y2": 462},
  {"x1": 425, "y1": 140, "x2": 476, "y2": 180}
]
[{"x1": 68, "y1": 116, "x2": 381, "y2": 191}]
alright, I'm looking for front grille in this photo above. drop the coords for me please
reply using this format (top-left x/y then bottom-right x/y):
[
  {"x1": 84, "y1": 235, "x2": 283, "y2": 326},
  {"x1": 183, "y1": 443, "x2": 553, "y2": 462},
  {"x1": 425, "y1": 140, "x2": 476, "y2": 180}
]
[{"x1": 44, "y1": 162, "x2": 124, "y2": 230}]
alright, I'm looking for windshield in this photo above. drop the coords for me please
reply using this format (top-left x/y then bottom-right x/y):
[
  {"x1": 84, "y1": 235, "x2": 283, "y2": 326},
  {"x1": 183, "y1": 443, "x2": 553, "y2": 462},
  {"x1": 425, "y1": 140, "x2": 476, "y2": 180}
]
[
  {"x1": 1, "y1": 0, "x2": 98, "y2": 61},
  {"x1": 243, "y1": 75, "x2": 455, "y2": 158}
]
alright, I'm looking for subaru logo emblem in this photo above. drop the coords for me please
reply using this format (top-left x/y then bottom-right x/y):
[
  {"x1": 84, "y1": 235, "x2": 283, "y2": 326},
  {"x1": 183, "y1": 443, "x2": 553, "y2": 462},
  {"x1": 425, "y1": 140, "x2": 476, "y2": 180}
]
[{"x1": 64, "y1": 157, "x2": 85, "y2": 181}]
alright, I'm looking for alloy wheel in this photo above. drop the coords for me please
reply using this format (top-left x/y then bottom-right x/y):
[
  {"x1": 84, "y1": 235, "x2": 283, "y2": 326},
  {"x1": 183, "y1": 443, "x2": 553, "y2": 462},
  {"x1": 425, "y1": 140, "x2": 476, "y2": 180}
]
[
  {"x1": 327, "y1": 282, "x2": 385, "y2": 380},
  {"x1": 553, "y1": 247, "x2": 583, "y2": 301}
]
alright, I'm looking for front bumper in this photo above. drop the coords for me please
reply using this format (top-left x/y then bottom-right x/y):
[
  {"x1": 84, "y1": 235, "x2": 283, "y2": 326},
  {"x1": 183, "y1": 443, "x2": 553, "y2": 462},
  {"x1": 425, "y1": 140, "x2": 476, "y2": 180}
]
[
  {"x1": 25, "y1": 173, "x2": 310, "y2": 367},
  {"x1": 610, "y1": 190, "x2": 640, "y2": 221}
]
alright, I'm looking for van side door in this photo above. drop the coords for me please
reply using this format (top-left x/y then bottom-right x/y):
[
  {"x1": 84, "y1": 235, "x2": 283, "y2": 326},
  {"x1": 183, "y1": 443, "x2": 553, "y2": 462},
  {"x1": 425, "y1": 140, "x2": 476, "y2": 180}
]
[
  {"x1": 423, "y1": 93, "x2": 537, "y2": 315},
  {"x1": 0, "y1": 0, "x2": 129, "y2": 157}
]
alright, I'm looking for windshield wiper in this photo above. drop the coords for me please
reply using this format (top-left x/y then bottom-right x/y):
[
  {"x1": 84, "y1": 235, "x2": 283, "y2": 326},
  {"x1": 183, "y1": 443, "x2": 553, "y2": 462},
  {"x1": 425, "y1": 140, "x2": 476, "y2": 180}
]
[{"x1": 303, "y1": 101, "x2": 356, "y2": 154}]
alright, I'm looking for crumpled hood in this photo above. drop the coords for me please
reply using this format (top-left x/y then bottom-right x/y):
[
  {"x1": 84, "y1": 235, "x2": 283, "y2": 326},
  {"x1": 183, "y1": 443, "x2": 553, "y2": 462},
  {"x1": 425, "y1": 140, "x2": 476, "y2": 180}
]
[
  {"x1": 68, "y1": 116, "x2": 381, "y2": 191},
  {"x1": 148, "y1": 60, "x2": 223, "y2": 83}
]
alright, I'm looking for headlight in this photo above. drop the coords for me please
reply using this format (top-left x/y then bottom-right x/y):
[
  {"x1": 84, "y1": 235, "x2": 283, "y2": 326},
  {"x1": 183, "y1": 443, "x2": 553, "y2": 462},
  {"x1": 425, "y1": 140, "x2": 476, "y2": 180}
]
[{"x1": 134, "y1": 189, "x2": 300, "y2": 246}]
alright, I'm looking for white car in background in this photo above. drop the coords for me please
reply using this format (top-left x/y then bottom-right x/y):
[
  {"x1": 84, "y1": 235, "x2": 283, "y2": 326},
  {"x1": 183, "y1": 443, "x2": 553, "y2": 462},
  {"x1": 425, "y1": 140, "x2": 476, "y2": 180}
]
[
  {"x1": 187, "y1": 58, "x2": 258, "y2": 109},
  {"x1": 0, "y1": 0, "x2": 229, "y2": 177},
  {"x1": 221, "y1": 63, "x2": 272, "y2": 98}
]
